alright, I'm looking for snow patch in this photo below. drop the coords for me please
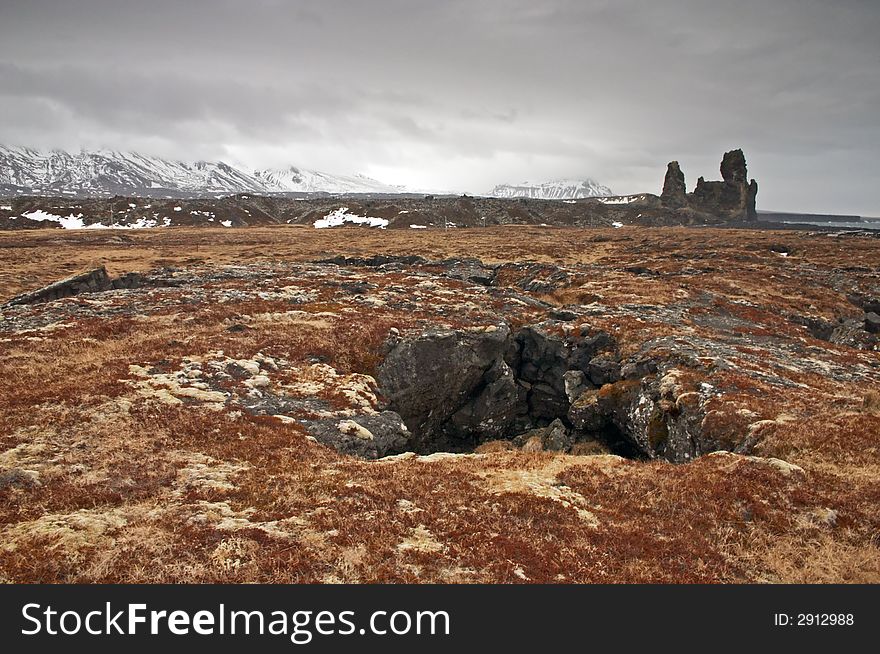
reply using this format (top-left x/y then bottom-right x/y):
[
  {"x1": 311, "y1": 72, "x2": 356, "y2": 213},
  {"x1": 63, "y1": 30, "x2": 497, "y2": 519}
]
[
  {"x1": 314, "y1": 207, "x2": 388, "y2": 229},
  {"x1": 22, "y1": 210, "x2": 85, "y2": 229},
  {"x1": 597, "y1": 196, "x2": 639, "y2": 205}
]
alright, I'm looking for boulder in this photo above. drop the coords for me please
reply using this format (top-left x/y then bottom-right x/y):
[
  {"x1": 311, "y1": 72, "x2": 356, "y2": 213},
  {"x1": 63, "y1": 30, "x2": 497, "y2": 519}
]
[
  {"x1": 563, "y1": 370, "x2": 589, "y2": 403},
  {"x1": 441, "y1": 258, "x2": 497, "y2": 286},
  {"x1": 542, "y1": 418, "x2": 573, "y2": 452},
  {"x1": 568, "y1": 388, "x2": 605, "y2": 433},
  {"x1": 568, "y1": 369, "x2": 722, "y2": 463},
  {"x1": 444, "y1": 359, "x2": 529, "y2": 443},
  {"x1": 585, "y1": 352, "x2": 621, "y2": 386},
  {"x1": 307, "y1": 411, "x2": 413, "y2": 459},
  {"x1": 377, "y1": 324, "x2": 511, "y2": 447},
  {"x1": 511, "y1": 419, "x2": 573, "y2": 452}
]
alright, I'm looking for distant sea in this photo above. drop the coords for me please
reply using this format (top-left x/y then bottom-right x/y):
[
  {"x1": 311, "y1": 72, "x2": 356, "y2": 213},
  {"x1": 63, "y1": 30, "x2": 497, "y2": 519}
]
[
  {"x1": 757, "y1": 211, "x2": 880, "y2": 231},
  {"x1": 782, "y1": 219, "x2": 880, "y2": 230}
]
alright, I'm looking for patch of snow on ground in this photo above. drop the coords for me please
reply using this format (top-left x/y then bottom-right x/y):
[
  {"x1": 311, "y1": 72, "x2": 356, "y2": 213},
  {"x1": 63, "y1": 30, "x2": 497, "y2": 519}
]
[
  {"x1": 612, "y1": 221, "x2": 624, "y2": 228},
  {"x1": 127, "y1": 217, "x2": 161, "y2": 229},
  {"x1": 598, "y1": 196, "x2": 639, "y2": 205},
  {"x1": 409, "y1": 224, "x2": 427, "y2": 229},
  {"x1": 22, "y1": 209, "x2": 179, "y2": 230},
  {"x1": 22, "y1": 209, "x2": 85, "y2": 229},
  {"x1": 0, "y1": 205, "x2": 12, "y2": 211},
  {"x1": 220, "y1": 220, "x2": 233, "y2": 227},
  {"x1": 314, "y1": 207, "x2": 388, "y2": 229},
  {"x1": 173, "y1": 206, "x2": 182, "y2": 212}
]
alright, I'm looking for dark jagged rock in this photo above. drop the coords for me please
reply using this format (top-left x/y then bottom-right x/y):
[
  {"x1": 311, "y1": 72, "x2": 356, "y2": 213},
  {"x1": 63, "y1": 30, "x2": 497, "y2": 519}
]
[
  {"x1": 376, "y1": 319, "x2": 620, "y2": 451},
  {"x1": 540, "y1": 418, "x2": 573, "y2": 452},
  {"x1": 720, "y1": 149, "x2": 748, "y2": 184},
  {"x1": 2, "y1": 267, "x2": 148, "y2": 308},
  {"x1": 746, "y1": 179, "x2": 758, "y2": 221},
  {"x1": 659, "y1": 149, "x2": 759, "y2": 223},
  {"x1": 376, "y1": 324, "x2": 511, "y2": 449},
  {"x1": 317, "y1": 254, "x2": 429, "y2": 267},
  {"x1": 661, "y1": 161, "x2": 687, "y2": 208},
  {"x1": 506, "y1": 323, "x2": 573, "y2": 423},
  {"x1": 585, "y1": 352, "x2": 622, "y2": 386},
  {"x1": 3, "y1": 267, "x2": 113, "y2": 306},
  {"x1": 568, "y1": 369, "x2": 709, "y2": 463},
  {"x1": 307, "y1": 411, "x2": 413, "y2": 459},
  {"x1": 792, "y1": 313, "x2": 878, "y2": 348},
  {"x1": 687, "y1": 149, "x2": 758, "y2": 221},
  {"x1": 440, "y1": 258, "x2": 497, "y2": 286},
  {"x1": 443, "y1": 359, "x2": 528, "y2": 444}
]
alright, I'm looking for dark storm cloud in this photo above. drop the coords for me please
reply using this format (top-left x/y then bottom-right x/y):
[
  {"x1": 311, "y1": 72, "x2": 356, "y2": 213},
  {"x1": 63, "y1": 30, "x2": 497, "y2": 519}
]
[{"x1": 0, "y1": 0, "x2": 878, "y2": 213}]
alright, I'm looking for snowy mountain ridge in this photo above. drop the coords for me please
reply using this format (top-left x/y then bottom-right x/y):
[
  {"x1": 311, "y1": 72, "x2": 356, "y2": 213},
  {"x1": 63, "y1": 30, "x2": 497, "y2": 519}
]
[
  {"x1": 254, "y1": 166, "x2": 406, "y2": 195},
  {"x1": 0, "y1": 146, "x2": 405, "y2": 197},
  {"x1": 488, "y1": 178, "x2": 612, "y2": 200}
]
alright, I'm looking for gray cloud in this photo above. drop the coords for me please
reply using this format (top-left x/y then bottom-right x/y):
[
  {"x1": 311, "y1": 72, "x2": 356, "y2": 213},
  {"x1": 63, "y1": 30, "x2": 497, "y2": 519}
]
[{"x1": 0, "y1": 0, "x2": 878, "y2": 213}]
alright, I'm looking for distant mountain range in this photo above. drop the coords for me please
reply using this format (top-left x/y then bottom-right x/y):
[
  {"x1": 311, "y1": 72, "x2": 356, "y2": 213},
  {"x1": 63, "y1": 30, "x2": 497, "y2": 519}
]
[
  {"x1": 0, "y1": 145, "x2": 613, "y2": 200},
  {"x1": 0, "y1": 146, "x2": 407, "y2": 197},
  {"x1": 488, "y1": 179, "x2": 612, "y2": 200}
]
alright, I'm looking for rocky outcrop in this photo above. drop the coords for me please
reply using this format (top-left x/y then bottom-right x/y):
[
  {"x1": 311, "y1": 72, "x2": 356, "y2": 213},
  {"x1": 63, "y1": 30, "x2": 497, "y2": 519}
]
[
  {"x1": 2, "y1": 267, "x2": 146, "y2": 307},
  {"x1": 307, "y1": 412, "x2": 413, "y2": 459},
  {"x1": 376, "y1": 324, "x2": 514, "y2": 451},
  {"x1": 3, "y1": 267, "x2": 113, "y2": 306},
  {"x1": 719, "y1": 148, "x2": 748, "y2": 184},
  {"x1": 377, "y1": 320, "x2": 632, "y2": 455},
  {"x1": 661, "y1": 161, "x2": 687, "y2": 208},
  {"x1": 568, "y1": 370, "x2": 708, "y2": 462},
  {"x1": 662, "y1": 149, "x2": 759, "y2": 222},
  {"x1": 375, "y1": 318, "x2": 760, "y2": 462}
]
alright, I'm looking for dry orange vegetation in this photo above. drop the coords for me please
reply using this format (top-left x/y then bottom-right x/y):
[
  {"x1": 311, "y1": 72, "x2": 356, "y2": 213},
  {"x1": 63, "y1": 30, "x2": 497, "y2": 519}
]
[{"x1": 0, "y1": 225, "x2": 878, "y2": 583}]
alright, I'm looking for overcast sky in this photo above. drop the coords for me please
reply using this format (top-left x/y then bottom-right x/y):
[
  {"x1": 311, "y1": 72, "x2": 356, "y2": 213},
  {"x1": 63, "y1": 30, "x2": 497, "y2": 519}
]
[{"x1": 1, "y1": 0, "x2": 878, "y2": 214}]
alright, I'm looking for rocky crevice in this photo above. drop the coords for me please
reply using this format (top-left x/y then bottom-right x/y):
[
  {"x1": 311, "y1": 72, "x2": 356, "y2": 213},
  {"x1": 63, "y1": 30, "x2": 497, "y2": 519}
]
[
  {"x1": 2, "y1": 266, "x2": 149, "y2": 307},
  {"x1": 375, "y1": 320, "x2": 730, "y2": 463}
]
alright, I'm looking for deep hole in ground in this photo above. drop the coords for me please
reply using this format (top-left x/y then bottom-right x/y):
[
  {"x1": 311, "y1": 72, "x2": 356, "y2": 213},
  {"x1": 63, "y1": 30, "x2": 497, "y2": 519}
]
[{"x1": 372, "y1": 319, "x2": 731, "y2": 463}]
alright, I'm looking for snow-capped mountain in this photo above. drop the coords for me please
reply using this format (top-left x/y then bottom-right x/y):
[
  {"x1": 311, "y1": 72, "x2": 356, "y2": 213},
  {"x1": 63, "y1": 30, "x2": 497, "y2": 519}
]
[
  {"x1": 488, "y1": 178, "x2": 612, "y2": 200},
  {"x1": 254, "y1": 166, "x2": 404, "y2": 195},
  {"x1": 0, "y1": 146, "x2": 407, "y2": 197}
]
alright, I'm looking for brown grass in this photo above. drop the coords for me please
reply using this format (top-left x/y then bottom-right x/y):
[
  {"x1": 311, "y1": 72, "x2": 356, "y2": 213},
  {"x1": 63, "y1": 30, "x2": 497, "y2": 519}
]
[{"x1": 0, "y1": 226, "x2": 878, "y2": 583}]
